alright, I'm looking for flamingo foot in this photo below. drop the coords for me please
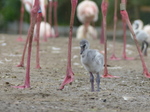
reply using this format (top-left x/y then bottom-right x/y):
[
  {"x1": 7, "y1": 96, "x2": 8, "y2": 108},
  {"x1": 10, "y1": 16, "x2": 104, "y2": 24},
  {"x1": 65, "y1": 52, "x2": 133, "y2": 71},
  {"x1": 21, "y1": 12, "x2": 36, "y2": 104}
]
[
  {"x1": 49, "y1": 34, "x2": 59, "y2": 38},
  {"x1": 35, "y1": 65, "x2": 41, "y2": 69},
  {"x1": 33, "y1": 38, "x2": 37, "y2": 42},
  {"x1": 42, "y1": 39, "x2": 47, "y2": 42},
  {"x1": 122, "y1": 56, "x2": 134, "y2": 60},
  {"x1": 12, "y1": 85, "x2": 30, "y2": 89},
  {"x1": 59, "y1": 72, "x2": 74, "y2": 90},
  {"x1": 110, "y1": 54, "x2": 121, "y2": 60},
  {"x1": 17, "y1": 37, "x2": 24, "y2": 42},
  {"x1": 101, "y1": 74, "x2": 119, "y2": 78},
  {"x1": 16, "y1": 63, "x2": 24, "y2": 67},
  {"x1": 53, "y1": 33, "x2": 59, "y2": 38},
  {"x1": 143, "y1": 70, "x2": 150, "y2": 78},
  {"x1": 49, "y1": 34, "x2": 53, "y2": 38}
]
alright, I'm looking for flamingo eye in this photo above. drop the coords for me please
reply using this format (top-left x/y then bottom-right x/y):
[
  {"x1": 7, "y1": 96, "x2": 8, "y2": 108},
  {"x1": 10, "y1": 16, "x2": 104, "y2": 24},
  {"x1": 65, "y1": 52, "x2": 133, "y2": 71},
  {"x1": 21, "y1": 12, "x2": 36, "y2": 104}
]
[{"x1": 83, "y1": 44, "x2": 86, "y2": 48}]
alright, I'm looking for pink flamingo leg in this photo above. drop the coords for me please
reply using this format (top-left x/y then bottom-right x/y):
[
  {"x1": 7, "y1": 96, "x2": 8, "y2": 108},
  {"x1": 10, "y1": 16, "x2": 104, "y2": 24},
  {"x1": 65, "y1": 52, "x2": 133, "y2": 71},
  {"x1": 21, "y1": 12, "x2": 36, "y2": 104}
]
[
  {"x1": 121, "y1": 18, "x2": 134, "y2": 60},
  {"x1": 100, "y1": 21, "x2": 104, "y2": 44},
  {"x1": 48, "y1": 0, "x2": 53, "y2": 38},
  {"x1": 120, "y1": 0, "x2": 134, "y2": 60},
  {"x1": 101, "y1": 0, "x2": 119, "y2": 78},
  {"x1": 43, "y1": 2, "x2": 48, "y2": 42},
  {"x1": 17, "y1": 1, "x2": 24, "y2": 42},
  {"x1": 59, "y1": 0, "x2": 78, "y2": 90},
  {"x1": 110, "y1": 0, "x2": 120, "y2": 60},
  {"x1": 13, "y1": 0, "x2": 40, "y2": 89},
  {"x1": 120, "y1": 2, "x2": 150, "y2": 78},
  {"x1": 83, "y1": 22, "x2": 90, "y2": 38},
  {"x1": 35, "y1": 12, "x2": 42, "y2": 69},
  {"x1": 16, "y1": 36, "x2": 28, "y2": 67},
  {"x1": 17, "y1": 2, "x2": 33, "y2": 67},
  {"x1": 53, "y1": 0, "x2": 59, "y2": 37}
]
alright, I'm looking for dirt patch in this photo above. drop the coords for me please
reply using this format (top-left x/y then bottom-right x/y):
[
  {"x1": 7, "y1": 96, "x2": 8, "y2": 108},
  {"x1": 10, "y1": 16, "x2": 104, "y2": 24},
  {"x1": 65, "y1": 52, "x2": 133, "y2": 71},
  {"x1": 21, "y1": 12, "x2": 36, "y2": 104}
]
[{"x1": 0, "y1": 34, "x2": 150, "y2": 112}]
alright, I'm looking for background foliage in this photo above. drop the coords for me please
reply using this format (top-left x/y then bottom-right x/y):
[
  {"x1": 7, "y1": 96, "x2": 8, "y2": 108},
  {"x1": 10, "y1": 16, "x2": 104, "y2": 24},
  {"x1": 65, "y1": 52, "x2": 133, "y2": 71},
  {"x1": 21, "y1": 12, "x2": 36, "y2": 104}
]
[{"x1": 0, "y1": 0, "x2": 150, "y2": 31}]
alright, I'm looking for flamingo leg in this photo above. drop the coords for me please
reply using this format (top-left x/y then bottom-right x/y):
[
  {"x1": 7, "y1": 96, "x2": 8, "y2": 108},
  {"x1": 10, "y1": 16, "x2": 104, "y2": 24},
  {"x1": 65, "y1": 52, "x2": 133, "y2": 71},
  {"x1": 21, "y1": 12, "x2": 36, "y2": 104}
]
[
  {"x1": 100, "y1": 21, "x2": 104, "y2": 44},
  {"x1": 35, "y1": 12, "x2": 42, "y2": 69},
  {"x1": 110, "y1": 0, "x2": 121, "y2": 60},
  {"x1": 83, "y1": 22, "x2": 90, "y2": 38},
  {"x1": 101, "y1": 0, "x2": 119, "y2": 78},
  {"x1": 121, "y1": 18, "x2": 134, "y2": 60},
  {"x1": 48, "y1": 0, "x2": 53, "y2": 38},
  {"x1": 59, "y1": 0, "x2": 78, "y2": 90},
  {"x1": 13, "y1": 0, "x2": 40, "y2": 89},
  {"x1": 43, "y1": 2, "x2": 48, "y2": 42},
  {"x1": 17, "y1": 1, "x2": 24, "y2": 42},
  {"x1": 90, "y1": 72, "x2": 94, "y2": 92},
  {"x1": 16, "y1": 35, "x2": 29, "y2": 67},
  {"x1": 120, "y1": 1, "x2": 150, "y2": 78},
  {"x1": 53, "y1": 0, "x2": 59, "y2": 37}
]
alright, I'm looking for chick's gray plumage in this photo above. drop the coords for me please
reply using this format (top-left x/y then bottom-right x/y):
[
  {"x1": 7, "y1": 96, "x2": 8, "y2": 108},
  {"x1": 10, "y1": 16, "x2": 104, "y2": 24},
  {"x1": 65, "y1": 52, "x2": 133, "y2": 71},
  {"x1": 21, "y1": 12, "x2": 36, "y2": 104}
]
[
  {"x1": 80, "y1": 39, "x2": 104, "y2": 91},
  {"x1": 81, "y1": 49, "x2": 104, "y2": 73}
]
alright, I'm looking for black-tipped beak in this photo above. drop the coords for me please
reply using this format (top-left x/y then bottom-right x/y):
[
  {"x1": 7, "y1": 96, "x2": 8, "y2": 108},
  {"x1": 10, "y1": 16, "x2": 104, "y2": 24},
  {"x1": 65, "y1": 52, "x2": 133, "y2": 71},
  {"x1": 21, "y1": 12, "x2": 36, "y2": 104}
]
[{"x1": 80, "y1": 47, "x2": 84, "y2": 54}]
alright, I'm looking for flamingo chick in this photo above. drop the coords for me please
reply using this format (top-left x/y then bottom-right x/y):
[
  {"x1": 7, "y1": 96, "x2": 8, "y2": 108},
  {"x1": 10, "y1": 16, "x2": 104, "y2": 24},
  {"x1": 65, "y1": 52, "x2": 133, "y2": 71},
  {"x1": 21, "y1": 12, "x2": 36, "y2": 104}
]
[
  {"x1": 76, "y1": 25, "x2": 97, "y2": 39},
  {"x1": 80, "y1": 39, "x2": 104, "y2": 92},
  {"x1": 132, "y1": 20, "x2": 149, "y2": 56}
]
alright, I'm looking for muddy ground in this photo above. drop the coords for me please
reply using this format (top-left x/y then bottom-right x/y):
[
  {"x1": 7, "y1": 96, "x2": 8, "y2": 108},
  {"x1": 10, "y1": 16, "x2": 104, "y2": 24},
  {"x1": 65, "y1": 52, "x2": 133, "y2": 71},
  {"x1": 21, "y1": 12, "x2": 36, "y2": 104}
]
[{"x1": 0, "y1": 34, "x2": 150, "y2": 112}]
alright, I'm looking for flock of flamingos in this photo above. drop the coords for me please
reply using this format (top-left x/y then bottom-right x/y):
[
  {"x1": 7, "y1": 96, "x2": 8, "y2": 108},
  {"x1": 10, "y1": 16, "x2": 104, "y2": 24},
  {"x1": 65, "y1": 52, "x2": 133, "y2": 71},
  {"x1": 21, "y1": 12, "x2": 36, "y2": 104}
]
[{"x1": 11, "y1": 0, "x2": 150, "y2": 91}]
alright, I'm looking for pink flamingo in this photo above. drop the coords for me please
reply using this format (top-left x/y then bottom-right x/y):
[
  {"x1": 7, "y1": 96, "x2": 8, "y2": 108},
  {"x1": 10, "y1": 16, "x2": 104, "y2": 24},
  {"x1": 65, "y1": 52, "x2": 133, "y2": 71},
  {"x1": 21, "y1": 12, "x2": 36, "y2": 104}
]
[
  {"x1": 34, "y1": 21, "x2": 54, "y2": 41},
  {"x1": 48, "y1": 0, "x2": 59, "y2": 37},
  {"x1": 13, "y1": 0, "x2": 42, "y2": 88},
  {"x1": 101, "y1": 0, "x2": 150, "y2": 78},
  {"x1": 17, "y1": 0, "x2": 47, "y2": 67},
  {"x1": 76, "y1": 0, "x2": 99, "y2": 39},
  {"x1": 59, "y1": 0, "x2": 78, "y2": 90},
  {"x1": 76, "y1": 24, "x2": 97, "y2": 39},
  {"x1": 17, "y1": 0, "x2": 48, "y2": 42},
  {"x1": 17, "y1": 0, "x2": 32, "y2": 42}
]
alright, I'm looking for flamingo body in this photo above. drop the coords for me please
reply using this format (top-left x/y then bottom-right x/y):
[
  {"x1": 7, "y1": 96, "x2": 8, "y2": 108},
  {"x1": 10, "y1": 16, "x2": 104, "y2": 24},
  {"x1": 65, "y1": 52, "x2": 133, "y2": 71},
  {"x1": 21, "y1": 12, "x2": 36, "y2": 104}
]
[
  {"x1": 77, "y1": 0, "x2": 99, "y2": 23},
  {"x1": 143, "y1": 25, "x2": 150, "y2": 43},
  {"x1": 34, "y1": 21, "x2": 54, "y2": 39},
  {"x1": 76, "y1": 25, "x2": 97, "y2": 39}
]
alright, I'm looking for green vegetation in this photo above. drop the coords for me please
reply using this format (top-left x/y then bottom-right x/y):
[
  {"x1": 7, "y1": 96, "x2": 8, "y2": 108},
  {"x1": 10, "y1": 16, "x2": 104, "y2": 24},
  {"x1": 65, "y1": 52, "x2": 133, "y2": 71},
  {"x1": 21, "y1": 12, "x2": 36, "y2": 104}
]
[{"x1": 0, "y1": 0, "x2": 150, "y2": 30}]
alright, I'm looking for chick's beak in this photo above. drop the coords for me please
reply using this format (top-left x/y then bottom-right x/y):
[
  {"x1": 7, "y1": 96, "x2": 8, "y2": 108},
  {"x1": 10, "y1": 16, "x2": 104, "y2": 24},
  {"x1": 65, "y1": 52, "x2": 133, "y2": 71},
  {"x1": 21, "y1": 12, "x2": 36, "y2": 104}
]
[{"x1": 80, "y1": 47, "x2": 84, "y2": 54}]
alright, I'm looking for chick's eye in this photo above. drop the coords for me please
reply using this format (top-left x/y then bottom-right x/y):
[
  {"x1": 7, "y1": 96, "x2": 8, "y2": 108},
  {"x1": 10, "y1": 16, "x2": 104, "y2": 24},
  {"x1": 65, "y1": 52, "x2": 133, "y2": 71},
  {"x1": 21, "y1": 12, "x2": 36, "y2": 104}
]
[{"x1": 83, "y1": 44, "x2": 86, "y2": 48}]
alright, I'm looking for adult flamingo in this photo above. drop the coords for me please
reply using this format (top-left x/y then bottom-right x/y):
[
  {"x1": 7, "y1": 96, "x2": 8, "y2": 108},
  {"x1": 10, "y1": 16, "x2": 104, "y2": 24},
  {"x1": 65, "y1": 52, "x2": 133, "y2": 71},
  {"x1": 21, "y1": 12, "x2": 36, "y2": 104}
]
[
  {"x1": 59, "y1": 0, "x2": 78, "y2": 90},
  {"x1": 34, "y1": 21, "x2": 54, "y2": 41},
  {"x1": 17, "y1": 0, "x2": 32, "y2": 42},
  {"x1": 17, "y1": 0, "x2": 48, "y2": 42},
  {"x1": 76, "y1": 25, "x2": 97, "y2": 39},
  {"x1": 76, "y1": 0, "x2": 99, "y2": 39},
  {"x1": 13, "y1": 0, "x2": 42, "y2": 88},
  {"x1": 17, "y1": 0, "x2": 47, "y2": 67},
  {"x1": 101, "y1": 0, "x2": 150, "y2": 78}
]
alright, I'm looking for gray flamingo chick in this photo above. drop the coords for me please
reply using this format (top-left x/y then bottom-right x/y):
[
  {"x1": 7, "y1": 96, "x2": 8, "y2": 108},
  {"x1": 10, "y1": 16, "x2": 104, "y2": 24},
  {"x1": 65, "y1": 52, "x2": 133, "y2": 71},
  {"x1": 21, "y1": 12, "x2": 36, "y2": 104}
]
[{"x1": 80, "y1": 39, "x2": 104, "y2": 92}]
